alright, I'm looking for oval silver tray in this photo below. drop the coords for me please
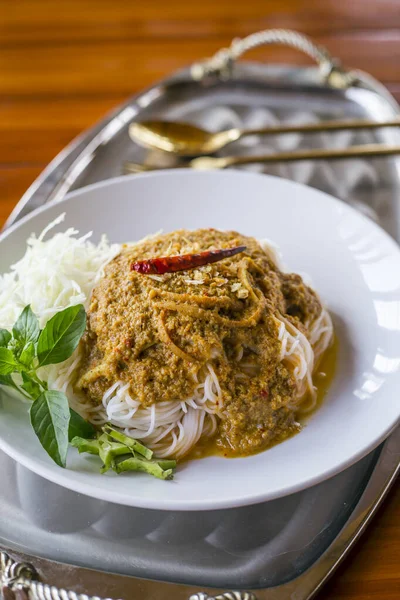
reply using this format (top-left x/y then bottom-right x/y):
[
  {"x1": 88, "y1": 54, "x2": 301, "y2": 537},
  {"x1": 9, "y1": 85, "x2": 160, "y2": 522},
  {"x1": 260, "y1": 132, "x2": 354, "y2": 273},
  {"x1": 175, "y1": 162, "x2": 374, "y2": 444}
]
[{"x1": 1, "y1": 29, "x2": 399, "y2": 600}]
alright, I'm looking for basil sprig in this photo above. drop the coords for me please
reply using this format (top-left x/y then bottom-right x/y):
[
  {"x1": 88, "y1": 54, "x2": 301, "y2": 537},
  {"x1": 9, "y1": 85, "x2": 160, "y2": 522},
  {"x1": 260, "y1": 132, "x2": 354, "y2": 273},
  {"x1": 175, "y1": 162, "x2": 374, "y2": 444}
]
[
  {"x1": 0, "y1": 305, "x2": 94, "y2": 467},
  {"x1": 0, "y1": 348, "x2": 18, "y2": 374},
  {"x1": 0, "y1": 305, "x2": 169, "y2": 479},
  {"x1": 30, "y1": 390, "x2": 71, "y2": 467},
  {"x1": 37, "y1": 305, "x2": 86, "y2": 366},
  {"x1": 12, "y1": 305, "x2": 40, "y2": 351},
  {"x1": 0, "y1": 330, "x2": 12, "y2": 348}
]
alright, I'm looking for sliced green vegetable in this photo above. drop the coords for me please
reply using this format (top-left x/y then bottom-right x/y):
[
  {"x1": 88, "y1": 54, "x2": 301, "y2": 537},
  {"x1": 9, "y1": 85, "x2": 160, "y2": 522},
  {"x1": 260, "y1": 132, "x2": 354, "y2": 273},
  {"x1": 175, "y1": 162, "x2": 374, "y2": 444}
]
[
  {"x1": 30, "y1": 390, "x2": 70, "y2": 468},
  {"x1": 0, "y1": 348, "x2": 19, "y2": 375},
  {"x1": 0, "y1": 330, "x2": 11, "y2": 348},
  {"x1": 69, "y1": 425, "x2": 176, "y2": 480},
  {"x1": 37, "y1": 305, "x2": 86, "y2": 366},
  {"x1": 98, "y1": 432, "x2": 111, "y2": 445},
  {"x1": 71, "y1": 436, "x2": 101, "y2": 456},
  {"x1": 12, "y1": 305, "x2": 40, "y2": 350},
  {"x1": 104, "y1": 425, "x2": 153, "y2": 460},
  {"x1": 114, "y1": 456, "x2": 173, "y2": 480},
  {"x1": 68, "y1": 409, "x2": 97, "y2": 442},
  {"x1": 154, "y1": 459, "x2": 177, "y2": 470},
  {"x1": 99, "y1": 440, "x2": 132, "y2": 473}
]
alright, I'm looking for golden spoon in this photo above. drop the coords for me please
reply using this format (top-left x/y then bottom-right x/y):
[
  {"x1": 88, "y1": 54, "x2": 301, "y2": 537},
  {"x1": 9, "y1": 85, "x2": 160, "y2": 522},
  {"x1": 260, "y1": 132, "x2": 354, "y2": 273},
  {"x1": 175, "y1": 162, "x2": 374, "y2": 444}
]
[
  {"x1": 129, "y1": 118, "x2": 400, "y2": 157},
  {"x1": 124, "y1": 143, "x2": 400, "y2": 173}
]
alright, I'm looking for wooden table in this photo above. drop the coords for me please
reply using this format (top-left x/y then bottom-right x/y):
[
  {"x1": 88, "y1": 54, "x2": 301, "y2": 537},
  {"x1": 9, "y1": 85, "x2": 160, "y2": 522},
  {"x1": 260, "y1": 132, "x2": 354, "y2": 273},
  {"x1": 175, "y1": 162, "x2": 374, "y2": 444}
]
[{"x1": 0, "y1": 1, "x2": 399, "y2": 597}]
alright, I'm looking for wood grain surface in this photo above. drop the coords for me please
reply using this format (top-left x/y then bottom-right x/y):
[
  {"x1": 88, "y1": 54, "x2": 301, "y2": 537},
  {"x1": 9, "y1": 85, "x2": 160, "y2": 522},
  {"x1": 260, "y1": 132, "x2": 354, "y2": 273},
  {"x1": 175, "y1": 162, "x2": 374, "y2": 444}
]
[{"x1": 0, "y1": 1, "x2": 399, "y2": 598}]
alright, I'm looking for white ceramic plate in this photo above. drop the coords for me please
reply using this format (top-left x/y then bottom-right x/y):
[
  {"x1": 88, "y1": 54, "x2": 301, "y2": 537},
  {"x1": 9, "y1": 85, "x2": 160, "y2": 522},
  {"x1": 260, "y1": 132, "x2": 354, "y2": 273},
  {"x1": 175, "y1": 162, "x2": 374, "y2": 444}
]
[{"x1": 0, "y1": 170, "x2": 399, "y2": 511}]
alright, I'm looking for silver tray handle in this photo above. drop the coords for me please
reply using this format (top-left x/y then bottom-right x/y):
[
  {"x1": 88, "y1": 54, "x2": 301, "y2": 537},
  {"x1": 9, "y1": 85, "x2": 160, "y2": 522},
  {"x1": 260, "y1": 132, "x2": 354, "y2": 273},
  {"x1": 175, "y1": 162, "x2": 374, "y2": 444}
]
[
  {"x1": 191, "y1": 28, "x2": 355, "y2": 89},
  {"x1": 0, "y1": 553, "x2": 112, "y2": 600},
  {"x1": 0, "y1": 553, "x2": 257, "y2": 600}
]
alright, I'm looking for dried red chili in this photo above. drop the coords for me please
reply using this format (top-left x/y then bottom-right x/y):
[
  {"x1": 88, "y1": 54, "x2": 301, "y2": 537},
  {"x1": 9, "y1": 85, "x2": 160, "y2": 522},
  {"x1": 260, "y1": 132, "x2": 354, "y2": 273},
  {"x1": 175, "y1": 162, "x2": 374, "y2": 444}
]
[{"x1": 131, "y1": 245, "x2": 246, "y2": 275}]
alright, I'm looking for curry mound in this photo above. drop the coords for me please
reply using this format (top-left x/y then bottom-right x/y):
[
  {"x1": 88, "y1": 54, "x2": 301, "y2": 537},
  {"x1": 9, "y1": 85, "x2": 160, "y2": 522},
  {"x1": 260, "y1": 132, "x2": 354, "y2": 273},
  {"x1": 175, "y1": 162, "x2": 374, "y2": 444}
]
[{"x1": 77, "y1": 229, "x2": 322, "y2": 455}]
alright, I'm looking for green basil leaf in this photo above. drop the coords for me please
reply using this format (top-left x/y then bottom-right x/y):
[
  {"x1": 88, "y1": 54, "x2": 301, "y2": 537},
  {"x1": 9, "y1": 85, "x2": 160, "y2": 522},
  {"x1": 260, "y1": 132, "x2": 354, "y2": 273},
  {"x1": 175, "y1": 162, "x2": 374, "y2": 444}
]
[
  {"x1": 19, "y1": 342, "x2": 36, "y2": 367},
  {"x1": 68, "y1": 409, "x2": 97, "y2": 442},
  {"x1": 0, "y1": 348, "x2": 18, "y2": 375},
  {"x1": 30, "y1": 390, "x2": 70, "y2": 468},
  {"x1": 0, "y1": 330, "x2": 11, "y2": 348},
  {"x1": 0, "y1": 373, "x2": 19, "y2": 391},
  {"x1": 21, "y1": 372, "x2": 42, "y2": 400},
  {"x1": 12, "y1": 306, "x2": 40, "y2": 348},
  {"x1": 37, "y1": 305, "x2": 86, "y2": 367}
]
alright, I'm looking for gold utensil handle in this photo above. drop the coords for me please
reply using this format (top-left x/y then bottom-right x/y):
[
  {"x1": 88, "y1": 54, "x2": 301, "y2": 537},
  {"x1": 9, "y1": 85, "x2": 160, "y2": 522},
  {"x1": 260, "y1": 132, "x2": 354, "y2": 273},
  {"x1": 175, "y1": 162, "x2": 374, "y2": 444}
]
[
  {"x1": 124, "y1": 144, "x2": 400, "y2": 174},
  {"x1": 213, "y1": 144, "x2": 400, "y2": 168},
  {"x1": 241, "y1": 118, "x2": 400, "y2": 137}
]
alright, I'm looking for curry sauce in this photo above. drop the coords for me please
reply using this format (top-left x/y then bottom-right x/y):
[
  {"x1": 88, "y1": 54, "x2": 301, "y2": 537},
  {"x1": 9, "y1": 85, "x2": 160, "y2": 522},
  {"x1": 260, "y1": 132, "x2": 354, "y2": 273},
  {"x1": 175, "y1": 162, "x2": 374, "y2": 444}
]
[{"x1": 183, "y1": 335, "x2": 337, "y2": 461}]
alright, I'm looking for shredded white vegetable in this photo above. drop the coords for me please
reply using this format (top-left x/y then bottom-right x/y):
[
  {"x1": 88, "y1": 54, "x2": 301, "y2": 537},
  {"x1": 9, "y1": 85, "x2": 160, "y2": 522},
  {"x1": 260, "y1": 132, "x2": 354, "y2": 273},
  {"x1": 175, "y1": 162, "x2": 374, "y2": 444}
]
[{"x1": 0, "y1": 214, "x2": 121, "y2": 330}]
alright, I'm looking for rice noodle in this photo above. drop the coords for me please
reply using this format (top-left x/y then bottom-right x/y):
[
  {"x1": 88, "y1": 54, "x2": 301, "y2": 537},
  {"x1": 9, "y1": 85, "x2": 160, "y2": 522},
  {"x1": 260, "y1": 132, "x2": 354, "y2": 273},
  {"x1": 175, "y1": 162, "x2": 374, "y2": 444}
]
[
  {"x1": 274, "y1": 307, "x2": 333, "y2": 413},
  {"x1": 0, "y1": 219, "x2": 333, "y2": 458}
]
